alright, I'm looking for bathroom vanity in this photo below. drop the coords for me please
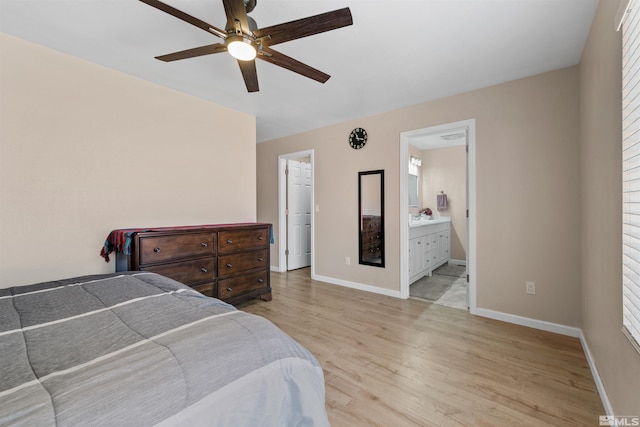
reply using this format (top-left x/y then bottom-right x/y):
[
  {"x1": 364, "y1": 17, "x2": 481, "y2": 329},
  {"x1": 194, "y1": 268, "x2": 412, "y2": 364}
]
[{"x1": 409, "y1": 218, "x2": 451, "y2": 284}]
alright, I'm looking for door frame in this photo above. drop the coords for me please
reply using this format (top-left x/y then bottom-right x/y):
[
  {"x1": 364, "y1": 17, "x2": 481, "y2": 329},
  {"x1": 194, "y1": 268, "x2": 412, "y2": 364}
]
[
  {"x1": 399, "y1": 119, "x2": 477, "y2": 314},
  {"x1": 277, "y1": 149, "x2": 315, "y2": 274}
]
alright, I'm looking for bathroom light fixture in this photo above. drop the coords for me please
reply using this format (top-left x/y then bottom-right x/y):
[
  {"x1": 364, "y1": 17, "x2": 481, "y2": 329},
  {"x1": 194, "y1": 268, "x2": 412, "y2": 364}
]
[
  {"x1": 225, "y1": 35, "x2": 257, "y2": 61},
  {"x1": 410, "y1": 156, "x2": 422, "y2": 166}
]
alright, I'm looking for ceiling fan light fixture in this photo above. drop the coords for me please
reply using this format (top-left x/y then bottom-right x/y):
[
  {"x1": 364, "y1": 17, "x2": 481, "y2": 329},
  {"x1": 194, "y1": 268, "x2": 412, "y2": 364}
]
[
  {"x1": 141, "y1": 0, "x2": 353, "y2": 92},
  {"x1": 226, "y1": 36, "x2": 257, "y2": 61}
]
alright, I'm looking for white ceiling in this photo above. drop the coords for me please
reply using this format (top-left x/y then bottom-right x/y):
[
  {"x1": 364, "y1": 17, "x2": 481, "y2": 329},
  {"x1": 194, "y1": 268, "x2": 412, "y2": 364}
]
[
  {"x1": 411, "y1": 128, "x2": 468, "y2": 151},
  {"x1": 0, "y1": 0, "x2": 599, "y2": 143}
]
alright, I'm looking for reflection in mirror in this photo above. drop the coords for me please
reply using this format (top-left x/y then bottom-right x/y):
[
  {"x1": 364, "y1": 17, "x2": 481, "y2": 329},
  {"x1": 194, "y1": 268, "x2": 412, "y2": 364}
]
[
  {"x1": 359, "y1": 170, "x2": 385, "y2": 267},
  {"x1": 408, "y1": 174, "x2": 418, "y2": 207}
]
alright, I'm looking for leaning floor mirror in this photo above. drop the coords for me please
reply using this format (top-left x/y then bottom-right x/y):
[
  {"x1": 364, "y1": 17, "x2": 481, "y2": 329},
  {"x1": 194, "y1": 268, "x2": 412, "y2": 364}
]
[{"x1": 358, "y1": 170, "x2": 385, "y2": 267}]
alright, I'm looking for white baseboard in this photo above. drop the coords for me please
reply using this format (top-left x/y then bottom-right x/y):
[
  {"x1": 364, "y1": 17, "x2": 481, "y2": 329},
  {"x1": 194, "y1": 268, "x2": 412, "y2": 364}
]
[
  {"x1": 310, "y1": 274, "x2": 402, "y2": 298},
  {"x1": 269, "y1": 269, "x2": 401, "y2": 298},
  {"x1": 449, "y1": 259, "x2": 467, "y2": 266},
  {"x1": 475, "y1": 308, "x2": 581, "y2": 337},
  {"x1": 579, "y1": 331, "x2": 613, "y2": 416},
  {"x1": 475, "y1": 308, "x2": 611, "y2": 416}
]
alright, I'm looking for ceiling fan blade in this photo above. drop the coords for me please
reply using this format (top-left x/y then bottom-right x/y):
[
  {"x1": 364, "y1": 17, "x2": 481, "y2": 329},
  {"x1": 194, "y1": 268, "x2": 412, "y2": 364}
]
[
  {"x1": 237, "y1": 60, "x2": 259, "y2": 92},
  {"x1": 139, "y1": 0, "x2": 226, "y2": 38},
  {"x1": 258, "y1": 47, "x2": 330, "y2": 84},
  {"x1": 155, "y1": 43, "x2": 227, "y2": 62},
  {"x1": 222, "y1": 0, "x2": 250, "y2": 34},
  {"x1": 253, "y1": 7, "x2": 353, "y2": 47}
]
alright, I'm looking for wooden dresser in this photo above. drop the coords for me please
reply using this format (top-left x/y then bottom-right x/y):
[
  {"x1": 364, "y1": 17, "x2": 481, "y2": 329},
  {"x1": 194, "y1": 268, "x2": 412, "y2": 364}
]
[{"x1": 115, "y1": 223, "x2": 271, "y2": 305}]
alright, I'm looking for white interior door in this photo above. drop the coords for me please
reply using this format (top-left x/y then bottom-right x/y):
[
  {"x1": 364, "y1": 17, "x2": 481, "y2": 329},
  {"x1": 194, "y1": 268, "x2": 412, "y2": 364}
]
[{"x1": 287, "y1": 160, "x2": 312, "y2": 270}]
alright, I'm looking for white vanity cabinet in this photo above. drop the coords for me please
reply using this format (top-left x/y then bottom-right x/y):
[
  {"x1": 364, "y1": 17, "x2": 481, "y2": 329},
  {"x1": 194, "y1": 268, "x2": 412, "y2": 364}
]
[
  {"x1": 434, "y1": 228, "x2": 450, "y2": 267},
  {"x1": 409, "y1": 236, "x2": 428, "y2": 278},
  {"x1": 409, "y1": 220, "x2": 450, "y2": 284}
]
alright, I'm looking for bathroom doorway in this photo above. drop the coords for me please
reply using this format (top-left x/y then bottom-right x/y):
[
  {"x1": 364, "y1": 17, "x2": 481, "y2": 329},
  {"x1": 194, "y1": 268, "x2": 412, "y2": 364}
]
[{"x1": 399, "y1": 119, "x2": 477, "y2": 314}]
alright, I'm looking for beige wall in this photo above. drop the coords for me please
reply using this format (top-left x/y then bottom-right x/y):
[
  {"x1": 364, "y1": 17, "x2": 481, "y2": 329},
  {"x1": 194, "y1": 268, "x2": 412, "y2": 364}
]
[
  {"x1": 257, "y1": 128, "x2": 400, "y2": 289},
  {"x1": 421, "y1": 145, "x2": 467, "y2": 262},
  {"x1": 0, "y1": 34, "x2": 257, "y2": 287},
  {"x1": 258, "y1": 65, "x2": 582, "y2": 326},
  {"x1": 579, "y1": 0, "x2": 640, "y2": 415}
]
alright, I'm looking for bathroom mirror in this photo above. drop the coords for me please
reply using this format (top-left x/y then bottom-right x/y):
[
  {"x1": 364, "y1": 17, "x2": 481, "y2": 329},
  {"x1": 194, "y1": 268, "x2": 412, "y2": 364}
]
[
  {"x1": 408, "y1": 174, "x2": 418, "y2": 207},
  {"x1": 359, "y1": 170, "x2": 385, "y2": 267}
]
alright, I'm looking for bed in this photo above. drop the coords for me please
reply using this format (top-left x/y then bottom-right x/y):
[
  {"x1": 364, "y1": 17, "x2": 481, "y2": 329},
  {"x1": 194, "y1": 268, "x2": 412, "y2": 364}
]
[{"x1": 0, "y1": 272, "x2": 329, "y2": 426}]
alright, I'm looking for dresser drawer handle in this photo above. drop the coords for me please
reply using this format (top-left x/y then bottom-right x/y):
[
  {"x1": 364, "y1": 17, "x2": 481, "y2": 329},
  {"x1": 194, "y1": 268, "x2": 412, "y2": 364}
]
[
  {"x1": 226, "y1": 263, "x2": 232, "y2": 268},
  {"x1": 258, "y1": 278, "x2": 264, "y2": 283},
  {"x1": 257, "y1": 257, "x2": 264, "y2": 262},
  {"x1": 227, "y1": 239, "x2": 233, "y2": 244},
  {"x1": 258, "y1": 236, "x2": 263, "y2": 240},
  {"x1": 153, "y1": 247, "x2": 161, "y2": 253},
  {"x1": 201, "y1": 242, "x2": 208, "y2": 247},
  {"x1": 226, "y1": 287, "x2": 232, "y2": 292},
  {"x1": 201, "y1": 268, "x2": 208, "y2": 273}
]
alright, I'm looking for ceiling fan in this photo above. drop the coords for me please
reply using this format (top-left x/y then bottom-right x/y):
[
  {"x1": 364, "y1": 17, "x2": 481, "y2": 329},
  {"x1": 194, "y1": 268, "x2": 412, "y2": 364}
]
[{"x1": 139, "y1": 0, "x2": 353, "y2": 92}]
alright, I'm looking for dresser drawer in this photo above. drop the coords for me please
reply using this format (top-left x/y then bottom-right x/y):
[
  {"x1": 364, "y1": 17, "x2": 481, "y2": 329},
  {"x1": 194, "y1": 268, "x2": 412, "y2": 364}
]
[
  {"x1": 364, "y1": 221, "x2": 381, "y2": 231},
  {"x1": 139, "y1": 233, "x2": 215, "y2": 265},
  {"x1": 218, "y1": 271, "x2": 268, "y2": 300},
  {"x1": 218, "y1": 249, "x2": 269, "y2": 277},
  {"x1": 191, "y1": 282, "x2": 215, "y2": 298},
  {"x1": 218, "y1": 228, "x2": 269, "y2": 254},
  {"x1": 140, "y1": 258, "x2": 216, "y2": 285},
  {"x1": 362, "y1": 230, "x2": 381, "y2": 242},
  {"x1": 362, "y1": 242, "x2": 381, "y2": 256}
]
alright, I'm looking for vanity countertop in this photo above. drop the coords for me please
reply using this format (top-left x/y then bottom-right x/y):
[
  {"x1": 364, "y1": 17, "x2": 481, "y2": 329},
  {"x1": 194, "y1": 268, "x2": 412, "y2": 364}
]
[{"x1": 409, "y1": 216, "x2": 451, "y2": 228}]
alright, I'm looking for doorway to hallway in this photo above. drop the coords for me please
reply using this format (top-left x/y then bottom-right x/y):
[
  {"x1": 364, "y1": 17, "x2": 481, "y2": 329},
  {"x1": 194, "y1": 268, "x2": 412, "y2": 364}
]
[{"x1": 277, "y1": 150, "x2": 315, "y2": 274}]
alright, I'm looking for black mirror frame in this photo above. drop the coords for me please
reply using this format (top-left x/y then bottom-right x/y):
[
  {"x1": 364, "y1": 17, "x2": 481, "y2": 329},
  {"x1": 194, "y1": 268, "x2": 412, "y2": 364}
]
[{"x1": 358, "y1": 170, "x2": 385, "y2": 268}]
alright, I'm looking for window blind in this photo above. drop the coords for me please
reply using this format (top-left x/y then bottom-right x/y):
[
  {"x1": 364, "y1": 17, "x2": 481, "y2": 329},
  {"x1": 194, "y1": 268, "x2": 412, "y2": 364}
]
[{"x1": 622, "y1": 0, "x2": 640, "y2": 351}]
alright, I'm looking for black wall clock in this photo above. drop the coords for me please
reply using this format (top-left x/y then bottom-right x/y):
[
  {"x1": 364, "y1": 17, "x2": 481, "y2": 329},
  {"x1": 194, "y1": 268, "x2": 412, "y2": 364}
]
[{"x1": 349, "y1": 128, "x2": 368, "y2": 149}]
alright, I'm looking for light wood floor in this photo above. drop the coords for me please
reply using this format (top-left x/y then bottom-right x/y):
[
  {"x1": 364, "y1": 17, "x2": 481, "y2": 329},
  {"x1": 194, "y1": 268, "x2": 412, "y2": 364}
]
[{"x1": 238, "y1": 268, "x2": 604, "y2": 427}]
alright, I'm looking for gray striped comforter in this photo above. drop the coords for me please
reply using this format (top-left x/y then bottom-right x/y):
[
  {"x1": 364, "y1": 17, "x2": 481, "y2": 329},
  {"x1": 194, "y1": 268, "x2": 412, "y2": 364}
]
[{"x1": 0, "y1": 272, "x2": 328, "y2": 426}]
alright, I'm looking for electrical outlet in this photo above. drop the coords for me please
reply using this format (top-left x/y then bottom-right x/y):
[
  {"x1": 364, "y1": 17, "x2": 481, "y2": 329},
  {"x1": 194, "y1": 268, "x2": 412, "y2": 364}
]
[
  {"x1": 345, "y1": 256, "x2": 350, "y2": 266},
  {"x1": 526, "y1": 281, "x2": 536, "y2": 295}
]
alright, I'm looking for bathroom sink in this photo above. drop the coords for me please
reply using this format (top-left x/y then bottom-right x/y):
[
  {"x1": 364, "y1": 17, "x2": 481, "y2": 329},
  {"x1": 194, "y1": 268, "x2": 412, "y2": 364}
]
[{"x1": 409, "y1": 217, "x2": 451, "y2": 227}]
